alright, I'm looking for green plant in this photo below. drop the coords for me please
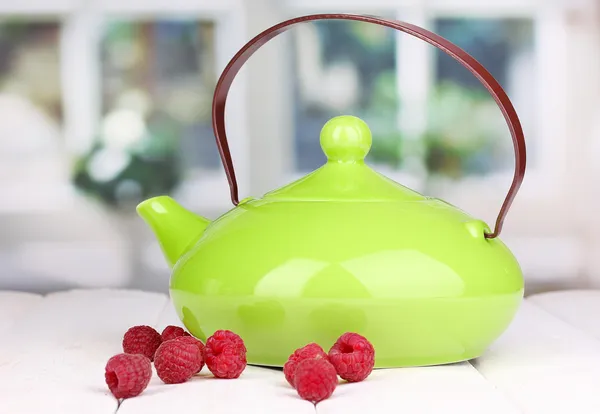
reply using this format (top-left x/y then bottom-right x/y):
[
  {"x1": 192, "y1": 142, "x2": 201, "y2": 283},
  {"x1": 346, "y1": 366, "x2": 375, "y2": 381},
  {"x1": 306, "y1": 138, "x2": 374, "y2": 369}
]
[
  {"x1": 363, "y1": 70, "x2": 403, "y2": 167},
  {"x1": 423, "y1": 81, "x2": 507, "y2": 178},
  {"x1": 72, "y1": 108, "x2": 182, "y2": 208}
]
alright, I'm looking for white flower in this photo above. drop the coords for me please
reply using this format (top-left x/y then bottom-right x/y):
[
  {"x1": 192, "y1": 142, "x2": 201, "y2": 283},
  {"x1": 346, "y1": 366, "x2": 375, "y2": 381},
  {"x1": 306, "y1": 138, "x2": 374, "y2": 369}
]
[{"x1": 101, "y1": 109, "x2": 146, "y2": 151}]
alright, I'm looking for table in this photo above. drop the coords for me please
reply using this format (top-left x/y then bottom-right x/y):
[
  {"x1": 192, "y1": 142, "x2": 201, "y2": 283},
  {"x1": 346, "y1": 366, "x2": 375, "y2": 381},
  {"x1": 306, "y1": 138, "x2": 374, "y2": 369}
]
[{"x1": 1, "y1": 289, "x2": 599, "y2": 413}]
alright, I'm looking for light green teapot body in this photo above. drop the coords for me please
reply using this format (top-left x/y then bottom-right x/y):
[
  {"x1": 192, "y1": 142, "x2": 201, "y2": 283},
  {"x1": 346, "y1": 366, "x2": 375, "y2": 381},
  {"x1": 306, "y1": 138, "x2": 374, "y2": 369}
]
[{"x1": 138, "y1": 116, "x2": 524, "y2": 367}]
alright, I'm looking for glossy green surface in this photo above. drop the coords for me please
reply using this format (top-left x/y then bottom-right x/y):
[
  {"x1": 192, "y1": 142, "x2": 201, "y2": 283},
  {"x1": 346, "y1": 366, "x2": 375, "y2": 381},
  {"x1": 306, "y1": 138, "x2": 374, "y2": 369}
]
[
  {"x1": 137, "y1": 196, "x2": 210, "y2": 268},
  {"x1": 137, "y1": 116, "x2": 524, "y2": 368}
]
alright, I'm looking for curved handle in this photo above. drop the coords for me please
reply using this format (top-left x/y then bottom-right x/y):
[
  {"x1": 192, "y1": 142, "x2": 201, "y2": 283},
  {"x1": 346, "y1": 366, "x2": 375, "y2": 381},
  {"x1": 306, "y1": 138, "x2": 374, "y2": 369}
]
[{"x1": 212, "y1": 13, "x2": 526, "y2": 239}]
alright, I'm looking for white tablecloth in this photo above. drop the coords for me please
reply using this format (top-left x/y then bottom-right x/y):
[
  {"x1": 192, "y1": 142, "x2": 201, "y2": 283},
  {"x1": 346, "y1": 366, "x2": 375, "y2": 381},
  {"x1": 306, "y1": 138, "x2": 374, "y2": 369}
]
[{"x1": 1, "y1": 289, "x2": 599, "y2": 413}]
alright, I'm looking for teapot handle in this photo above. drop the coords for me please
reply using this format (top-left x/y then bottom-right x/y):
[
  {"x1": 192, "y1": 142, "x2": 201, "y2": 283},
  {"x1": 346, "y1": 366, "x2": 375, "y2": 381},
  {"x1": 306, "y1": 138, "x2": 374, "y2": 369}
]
[{"x1": 212, "y1": 14, "x2": 526, "y2": 239}]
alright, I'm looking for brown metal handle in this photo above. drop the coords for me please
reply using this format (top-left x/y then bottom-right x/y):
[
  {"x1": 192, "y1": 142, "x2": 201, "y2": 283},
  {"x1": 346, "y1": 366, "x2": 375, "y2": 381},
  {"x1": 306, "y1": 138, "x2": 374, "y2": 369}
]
[{"x1": 212, "y1": 13, "x2": 526, "y2": 239}]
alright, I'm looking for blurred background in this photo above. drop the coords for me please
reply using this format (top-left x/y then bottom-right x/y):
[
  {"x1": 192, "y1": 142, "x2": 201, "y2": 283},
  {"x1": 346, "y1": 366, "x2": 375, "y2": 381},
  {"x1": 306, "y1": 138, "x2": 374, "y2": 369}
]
[{"x1": 0, "y1": 0, "x2": 598, "y2": 294}]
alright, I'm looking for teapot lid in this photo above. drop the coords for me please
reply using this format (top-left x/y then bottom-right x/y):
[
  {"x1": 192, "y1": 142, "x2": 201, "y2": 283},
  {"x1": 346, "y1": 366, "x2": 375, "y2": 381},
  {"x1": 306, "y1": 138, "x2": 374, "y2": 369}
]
[{"x1": 262, "y1": 116, "x2": 425, "y2": 202}]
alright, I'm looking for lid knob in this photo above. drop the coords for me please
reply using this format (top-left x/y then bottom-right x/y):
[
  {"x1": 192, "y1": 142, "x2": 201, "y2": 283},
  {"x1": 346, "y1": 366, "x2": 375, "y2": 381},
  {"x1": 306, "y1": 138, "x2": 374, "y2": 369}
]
[{"x1": 320, "y1": 115, "x2": 372, "y2": 162}]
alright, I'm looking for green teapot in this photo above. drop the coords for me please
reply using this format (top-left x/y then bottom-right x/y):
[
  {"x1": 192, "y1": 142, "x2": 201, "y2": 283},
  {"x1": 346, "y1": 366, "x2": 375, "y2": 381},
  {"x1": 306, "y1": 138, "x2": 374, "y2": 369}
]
[{"x1": 137, "y1": 14, "x2": 526, "y2": 368}]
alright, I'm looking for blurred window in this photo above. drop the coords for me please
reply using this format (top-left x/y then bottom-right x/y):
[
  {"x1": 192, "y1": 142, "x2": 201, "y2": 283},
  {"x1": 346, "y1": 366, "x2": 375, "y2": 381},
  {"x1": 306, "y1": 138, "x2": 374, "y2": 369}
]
[
  {"x1": 72, "y1": 20, "x2": 219, "y2": 207},
  {"x1": 0, "y1": 7, "x2": 239, "y2": 292},
  {"x1": 292, "y1": 20, "x2": 398, "y2": 171},
  {"x1": 291, "y1": 17, "x2": 535, "y2": 181},
  {"x1": 100, "y1": 20, "x2": 218, "y2": 172},
  {"x1": 429, "y1": 18, "x2": 535, "y2": 179},
  {"x1": 0, "y1": 20, "x2": 64, "y2": 194}
]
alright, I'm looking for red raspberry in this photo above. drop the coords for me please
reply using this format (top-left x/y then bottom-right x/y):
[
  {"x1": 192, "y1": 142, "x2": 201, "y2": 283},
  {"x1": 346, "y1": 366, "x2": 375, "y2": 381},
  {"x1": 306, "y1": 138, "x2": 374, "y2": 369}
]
[
  {"x1": 154, "y1": 338, "x2": 204, "y2": 384},
  {"x1": 328, "y1": 332, "x2": 375, "y2": 382},
  {"x1": 161, "y1": 325, "x2": 191, "y2": 342},
  {"x1": 105, "y1": 353, "x2": 152, "y2": 399},
  {"x1": 204, "y1": 330, "x2": 247, "y2": 379},
  {"x1": 207, "y1": 329, "x2": 244, "y2": 347},
  {"x1": 283, "y1": 343, "x2": 328, "y2": 387},
  {"x1": 176, "y1": 335, "x2": 205, "y2": 349},
  {"x1": 175, "y1": 336, "x2": 205, "y2": 372},
  {"x1": 122, "y1": 325, "x2": 162, "y2": 361},
  {"x1": 294, "y1": 358, "x2": 338, "y2": 403}
]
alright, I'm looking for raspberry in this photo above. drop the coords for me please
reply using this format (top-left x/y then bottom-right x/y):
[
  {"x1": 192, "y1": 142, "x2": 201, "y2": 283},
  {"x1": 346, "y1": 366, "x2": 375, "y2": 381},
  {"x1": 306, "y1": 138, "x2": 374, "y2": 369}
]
[
  {"x1": 294, "y1": 358, "x2": 338, "y2": 403},
  {"x1": 161, "y1": 325, "x2": 191, "y2": 342},
  {"x1": 154, "y1": 338, "x2": 204, "y2": 384},
  {"x1": 175, "y1": 335, "x2": 205, "y2": 373},
  {"x1": 122, "y1": 325, "x2": 162, "y2": 361},
  {"x1": 207, "y1": 329, "x2": 244, "y2": 347},
  {"x1": 105, "y1": 353, "x2": 152, "y2": 399},
  {"x1": 328, "y1": 332, "x2": 375, "y2": 382},
  {"x1": 204, "y1": 330, "x2": 247, "y2": 379},
  {"x1": 176, "y1": 335, "x2": 205, "y2": 349},
  {"x1": 284, "y1": 343, "x2": 328, "y2": 387}
]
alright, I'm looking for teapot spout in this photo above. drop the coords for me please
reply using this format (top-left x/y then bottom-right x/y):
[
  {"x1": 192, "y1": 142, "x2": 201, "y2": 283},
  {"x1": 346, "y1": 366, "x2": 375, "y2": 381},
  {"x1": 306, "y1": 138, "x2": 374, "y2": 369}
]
[{"x1": 136, "y1": 196, "x2": 211, "y2": 268}]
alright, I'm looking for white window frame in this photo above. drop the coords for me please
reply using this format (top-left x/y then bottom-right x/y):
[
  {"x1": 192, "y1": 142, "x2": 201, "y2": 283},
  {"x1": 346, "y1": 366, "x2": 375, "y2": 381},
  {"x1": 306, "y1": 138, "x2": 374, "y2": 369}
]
[
  {"x1": 0, "y1": 0, "x2": 591, "y2": 230},
  {"x1": 1, "y1": 0, "x2": 598, "y2": 287},
  {"x1": 0, "y1": 0, "x2": 248, "y2": 213}
]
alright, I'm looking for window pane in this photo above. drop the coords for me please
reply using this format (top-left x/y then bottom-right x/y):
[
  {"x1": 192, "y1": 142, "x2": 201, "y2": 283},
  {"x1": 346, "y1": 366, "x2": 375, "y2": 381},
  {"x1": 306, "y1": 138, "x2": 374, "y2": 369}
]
[
  {"x1": 292, "y1": 20, "x2": 398, "y2": 171},
  {"x1": 78, "y1": 20, "x2": 218, "y2": 207},
  {"x1": 0, "y1": 21, "x2": 62, "y2": 153},
  {"x1": 0, "y1": 20, "x2": 63, "y2": 186},
  {"x1": 101, "y1": 20, "x2": 217, "y2": 171},
  {"x1": 0, "y1": 20, "x2": 72, "y2": 292},
  {"x1": 429, "y1": 18, "x2": 535, "y2": 178}
]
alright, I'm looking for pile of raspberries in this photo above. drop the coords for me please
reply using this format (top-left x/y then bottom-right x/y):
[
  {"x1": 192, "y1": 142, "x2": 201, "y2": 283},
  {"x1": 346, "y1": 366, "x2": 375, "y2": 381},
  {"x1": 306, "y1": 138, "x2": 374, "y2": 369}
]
[
  {"x1": 105, "y1": 326, "x2": 375, "y2": 404},
  {"x1": 283, "y1": 332, "x2": 376, "y2": 403},
  {"x1": 105, "y1": 325, "x2": 247, "y2": 399}
]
